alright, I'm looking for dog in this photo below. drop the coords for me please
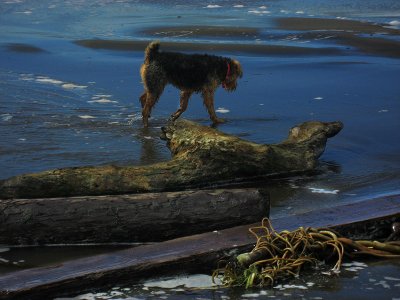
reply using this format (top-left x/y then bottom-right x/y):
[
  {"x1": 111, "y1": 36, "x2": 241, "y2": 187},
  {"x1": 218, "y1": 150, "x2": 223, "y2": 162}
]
[{"x1": 139, "y1": 41, "x2": 243, "y2": 127}]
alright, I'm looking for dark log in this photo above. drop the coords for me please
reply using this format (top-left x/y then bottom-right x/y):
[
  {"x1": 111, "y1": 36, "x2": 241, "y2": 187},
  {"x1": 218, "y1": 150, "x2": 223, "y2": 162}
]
[
  {"x1": 0, "y1": 188, "x2": 269, "y2": 245},
  {"x1": 0, "y1": 194, "x2": 398, "y2": 299},
  {"x1": 0, "y1": 119, "x2": 343, "y2": 199}
]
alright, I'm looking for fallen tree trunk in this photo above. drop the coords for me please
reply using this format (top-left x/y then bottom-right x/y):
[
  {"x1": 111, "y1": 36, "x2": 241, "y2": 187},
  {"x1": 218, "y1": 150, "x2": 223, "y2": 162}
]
[
  {"x1": 0, "y1": 119, "x2": 343, "y2": 199},
  {"x1": 0, "y1": 188, "x2": 269, "y2": 245},
  {"x1": 0, "y1": 194, "x2": 398, "y2": 299}
]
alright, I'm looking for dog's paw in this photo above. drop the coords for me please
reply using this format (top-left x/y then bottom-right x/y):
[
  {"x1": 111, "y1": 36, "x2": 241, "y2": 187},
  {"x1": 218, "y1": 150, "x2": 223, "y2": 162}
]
[{"x1": 212, "y1": 118, "x2": 226, "y2": 124}]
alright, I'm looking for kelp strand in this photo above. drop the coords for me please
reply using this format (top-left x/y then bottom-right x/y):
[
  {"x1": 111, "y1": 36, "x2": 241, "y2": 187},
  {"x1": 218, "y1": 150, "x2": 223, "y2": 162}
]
[{"x1": 212, "y1": 218, "x2": 400, "y2": 288}]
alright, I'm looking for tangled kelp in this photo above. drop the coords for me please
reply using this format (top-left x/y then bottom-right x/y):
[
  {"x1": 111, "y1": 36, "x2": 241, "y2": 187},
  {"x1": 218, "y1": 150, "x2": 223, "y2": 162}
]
[{"x1": 212, "y1": 218, "x2": 400, "y2": 288}]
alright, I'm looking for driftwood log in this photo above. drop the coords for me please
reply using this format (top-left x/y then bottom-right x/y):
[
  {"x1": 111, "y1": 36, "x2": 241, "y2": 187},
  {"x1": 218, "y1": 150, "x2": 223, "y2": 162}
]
[
  {"x1": 0, "y1": 188, "x2": 269, "y2": 245},
  {"x1": 0, "y1": 119, "x2": 343, "y2": 199},
  {"x1": 0, "y1": 194, "x2": 398, "y2": 299}
]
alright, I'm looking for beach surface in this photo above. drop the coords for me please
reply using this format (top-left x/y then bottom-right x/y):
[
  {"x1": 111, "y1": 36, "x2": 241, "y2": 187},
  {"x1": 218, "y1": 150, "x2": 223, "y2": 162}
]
[{"x1": 0, "y1": 0, "x2": 400, "y2": 298}]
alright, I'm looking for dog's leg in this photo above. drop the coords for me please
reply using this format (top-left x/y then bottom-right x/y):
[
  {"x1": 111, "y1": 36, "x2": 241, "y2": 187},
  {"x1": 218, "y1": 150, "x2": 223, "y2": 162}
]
[
  {"x1": 139, "y1": 91, "x2": 147, "y2": 108},
  {"x1": 202, "y1": 89, "x2": 225, "y2": 124},
  {"x1": 142, "y1": 92, "x2": 159, "y2": 127},
  {"x1": 171, "y1": 90, "x2": 193, "y2": 121},
  {"x1": 142, "y1": 94, "x2": 156, "y2": 127},
  {"x1": 141, "y1": 81, "x2": 166, "y2": 127}
]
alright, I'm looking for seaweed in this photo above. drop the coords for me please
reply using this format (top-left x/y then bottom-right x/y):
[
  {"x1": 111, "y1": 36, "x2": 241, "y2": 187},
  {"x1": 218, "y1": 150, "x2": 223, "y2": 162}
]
[{"x1": 212, "y1": 218, "x2": 400, "y2": 288}]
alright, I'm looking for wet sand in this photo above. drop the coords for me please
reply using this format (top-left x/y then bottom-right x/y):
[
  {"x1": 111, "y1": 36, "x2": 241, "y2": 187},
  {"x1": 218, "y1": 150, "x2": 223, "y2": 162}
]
[
  {"x1": 335, "y1": 34, "x2": 400, "y2": 58},
  {"x1": 276, "y1": 17, "x2": 400, "y2": 35},
  {"x1": 75, "y1": 34, "x2": 400, "y2": 58},
  {"x1": 1, "y1": 1, "x2": 400, "y2": 298},
  {"x1": 75, "y1": 17, "x2": 400, "y2": 58},
  {"x1": 75, "y1": 39, "x2": 341, "y2": 56},
  {"x1": 276, "y1": 17, "x2": 400, "y2": 58},
  {"x1": 5, "y1": 43, "x2": 47, "y2": 53},
  {"x1": 139, "y1": 25, "x2": 260, "y2": 39}
]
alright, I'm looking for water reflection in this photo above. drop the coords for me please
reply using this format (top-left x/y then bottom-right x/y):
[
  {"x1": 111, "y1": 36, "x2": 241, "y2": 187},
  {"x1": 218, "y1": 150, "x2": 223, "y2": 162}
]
[
  {"x1": 0, "y1": 245, "x2": 130, "y2": 275},
  {"x1": 54, "y1": 258, "x2": 400, "y2": 300},
  {"x1": 1, "y1": 0, "x2": 400, "y2": 298},
  {"x1": 137, "y1": 123, "x2": 171, "y2": 165}
]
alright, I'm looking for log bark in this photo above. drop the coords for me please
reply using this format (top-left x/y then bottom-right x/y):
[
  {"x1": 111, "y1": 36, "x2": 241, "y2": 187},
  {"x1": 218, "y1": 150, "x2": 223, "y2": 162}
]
[
  {"x1": 0, "y1": 188, "x2": 269, "y2": 245},
  {"x1": 0, "y1": 194, "x2": 398, "y2": 300},
  {"x1": 0, "y1": 119, "x2": 343, "y2": 199}
]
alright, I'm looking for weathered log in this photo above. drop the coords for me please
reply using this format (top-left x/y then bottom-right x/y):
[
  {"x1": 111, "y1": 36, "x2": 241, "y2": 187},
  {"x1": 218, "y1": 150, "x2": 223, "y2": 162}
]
[
  {"x1": 0, "y1": 194, "x2": 398, "y2": 299},
  {"x1": 0, "y1": 188, "x2": 269, "y2": 245},
  {"x1": 0, "y1": 119, "x2": 342, "y2": 199}
]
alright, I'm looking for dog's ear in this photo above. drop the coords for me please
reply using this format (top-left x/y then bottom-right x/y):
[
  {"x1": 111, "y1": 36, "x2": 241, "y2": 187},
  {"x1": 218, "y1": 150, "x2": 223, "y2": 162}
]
[{"x1": 232, "y1": 60, "x2": 243, "y2": 78}]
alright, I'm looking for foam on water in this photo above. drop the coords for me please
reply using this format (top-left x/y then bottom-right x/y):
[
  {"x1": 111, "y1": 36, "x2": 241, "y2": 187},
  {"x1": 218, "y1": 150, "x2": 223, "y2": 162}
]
[
  {"x1": 342, "y1": 261, "x2": 368, "y2": 267},
  {"x1": 21, "y1": 74, "x2": 88, "y2": 91},
  {"x1": 308, "y1": 187, "x2": 340, "y2": 194},
  {"x1": 78, "y1": 115, "x2": 96, "y2": 119},
  {"x1": 274, "y1": 284, "x2": 309, "y2": 290},
  {"x1": 61, "y1": 83, "x2": 88, "y2": 89},
  {"x1": 216, "y1": 107, "x2": 230, "y2": 113},
  {"x1": 88, "y1": 99, "x2": 117, "y2": 104},
  {"x1": 143, "y1": 274, "x2": 214, "y2": 289},
  {"x1": 248, "y1": 10, "x2": 270, "y2": 15},
  {"x1": 242, "y1": 293, "x2": 261, "y2": 298},
  {"x1": 88, "y1": 96, "x2": 118, "y2": 104},
  {"x1": 35, "y1": 76, "x2": 64, "y2": 85},
  {"x1": 1, "y1": 1, "x2": 400, "y2": 298},
  {"x1": 0, "y1": 114, "x2": 13, "y2": 121},
  {"x1": 384, "y1": 276, "x2": 400, "y2": 281}
]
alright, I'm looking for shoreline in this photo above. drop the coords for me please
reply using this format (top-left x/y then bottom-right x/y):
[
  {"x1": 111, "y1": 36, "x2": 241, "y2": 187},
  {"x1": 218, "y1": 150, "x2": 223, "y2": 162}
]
[
  {"x1": 139, "y1": 25, "x2": 260, "y2": 39},
  {"x1": 275, "y1": 17, "x2": 400, "y2": 58},
  {"x1": 74, "y1": 39, "x2": 341, "y2": 56},
  {"x1": 3, "y1": 17, "x2": 398, "y2": 58},
  {"x1": 276, "y1": 17, "x2": 400, "y2": 35},
  {"x1": 73, "y1": 17, "x2": 400, "y2": 58}
]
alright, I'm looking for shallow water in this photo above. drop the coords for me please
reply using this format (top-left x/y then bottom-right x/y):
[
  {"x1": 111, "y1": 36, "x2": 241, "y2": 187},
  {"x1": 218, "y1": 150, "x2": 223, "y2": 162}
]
[
  {"x1": 1, "y1": 0, "x2": 400, "y2": 298},
  {"x1": 55, "y1": 259, "x2": 400, "y2": 300}
]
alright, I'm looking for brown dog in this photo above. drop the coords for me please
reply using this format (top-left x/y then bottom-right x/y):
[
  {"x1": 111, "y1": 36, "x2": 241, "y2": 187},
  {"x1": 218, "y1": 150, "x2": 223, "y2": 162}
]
[{"x1": 139, "y1": 41, "x2": 243, "y2": 127}]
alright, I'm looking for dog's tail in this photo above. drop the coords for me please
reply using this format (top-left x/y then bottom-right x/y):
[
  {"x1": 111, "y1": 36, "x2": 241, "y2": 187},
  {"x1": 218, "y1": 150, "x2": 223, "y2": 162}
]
[{"x1": 144, "y1": 41, "x2": 160, "y2": 64}]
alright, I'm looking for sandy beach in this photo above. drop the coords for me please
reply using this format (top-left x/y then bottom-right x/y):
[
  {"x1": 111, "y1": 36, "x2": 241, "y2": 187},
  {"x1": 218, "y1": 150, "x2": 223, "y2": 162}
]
[
  {"x1": 71, "y1": 17, "x2": 400, "y2": 58},
  {"x1": 74, "y1": 38, "x2": 341, "y2": 56},
  {"x1": 1, "y1": 0, "x2": 400, "y2": 298},
  {"x1": 276, "y1": 17, "x2": 400, "y2": 34}
]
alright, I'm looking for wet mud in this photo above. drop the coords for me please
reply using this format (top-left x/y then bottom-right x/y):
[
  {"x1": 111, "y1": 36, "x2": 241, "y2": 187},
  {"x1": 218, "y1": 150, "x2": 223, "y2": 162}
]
[
  {"x1": 5, "y1": 43, "x2": 47, "y2": 53},
  {"x1": 75, "y1": 39, "x2": 342, "y2": 56},
  {"x1": 76, "y1": 17, "x2": 400, "y2": 58}
]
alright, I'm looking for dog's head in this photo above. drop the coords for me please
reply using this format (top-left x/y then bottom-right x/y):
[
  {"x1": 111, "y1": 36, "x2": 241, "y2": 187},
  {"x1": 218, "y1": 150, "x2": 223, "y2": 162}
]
[{"x1": 223, "y1": 59, "x2": 243, "y2": 92}]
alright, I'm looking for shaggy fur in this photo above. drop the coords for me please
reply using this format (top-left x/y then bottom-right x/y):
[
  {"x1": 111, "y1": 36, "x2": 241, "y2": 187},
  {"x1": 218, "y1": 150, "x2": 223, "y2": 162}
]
[{"x1": 139, "y1": 41, "x2": 243, "y2": 126}]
